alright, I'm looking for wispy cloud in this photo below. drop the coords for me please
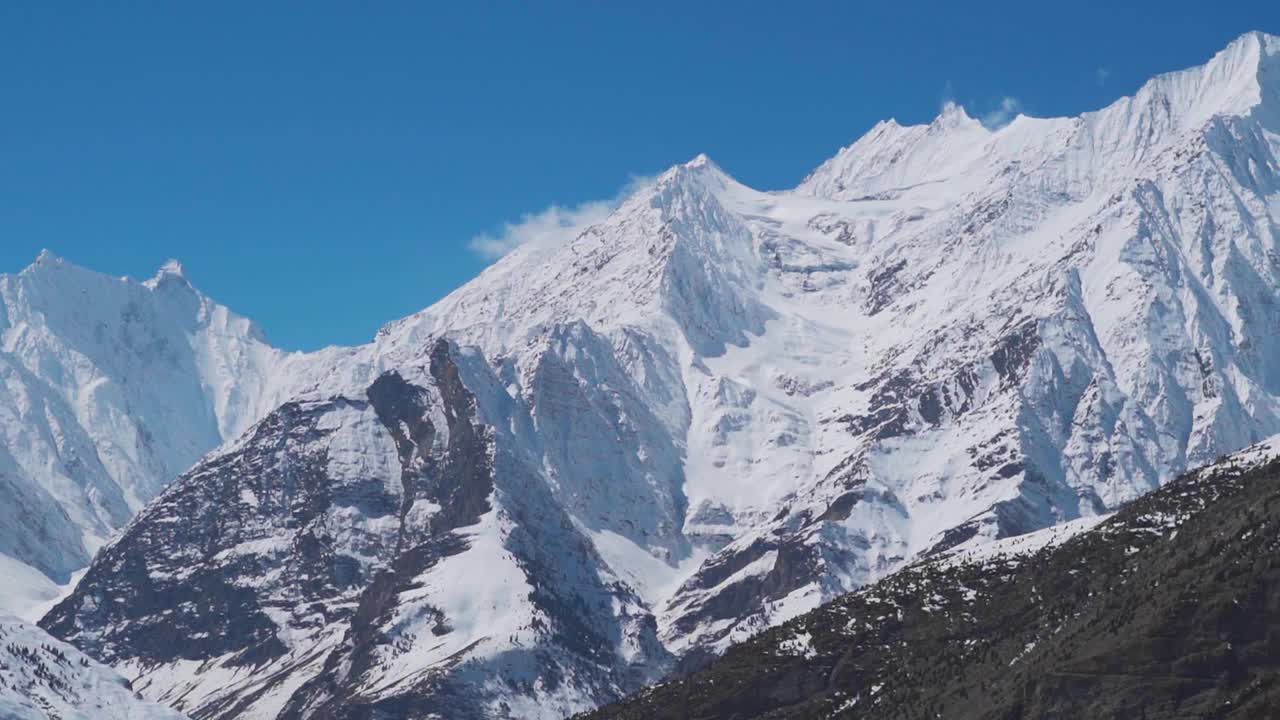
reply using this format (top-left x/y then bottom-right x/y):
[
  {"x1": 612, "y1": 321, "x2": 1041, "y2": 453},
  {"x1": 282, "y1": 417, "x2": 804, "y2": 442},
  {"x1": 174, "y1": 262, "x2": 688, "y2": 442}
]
[
  {"x1": 980, "y1": 97, "x2": 1022, "y2": 130},
  {"x1": 467, "y1": 200, "x2": 613, "y2": 260},
  {"x1": 939, "y1": 80, "x2": 957, "y2": 112},
  {"x1": 1096, "y1": 67, "x2": 1111, "y2": 86},
  {"x1": 467, "y1": 175, "x2": 655, "y2": 261}
]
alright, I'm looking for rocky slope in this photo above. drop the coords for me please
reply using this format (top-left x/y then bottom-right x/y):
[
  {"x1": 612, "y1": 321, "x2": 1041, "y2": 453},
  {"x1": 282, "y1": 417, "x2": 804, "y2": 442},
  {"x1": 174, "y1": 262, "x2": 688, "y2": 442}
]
[
  {"x1": 0, "y1": 614, "x2": 189, "y2": 720},
  {"x1": 582, "y1": 435, "x2": 1280, "y2": 719},
  {"x1": 42, "y1": 340, "x2": 671, "y2": 719},
  {"x1": 33, "y1": 30, "x2": 1280, "y2": 719}
]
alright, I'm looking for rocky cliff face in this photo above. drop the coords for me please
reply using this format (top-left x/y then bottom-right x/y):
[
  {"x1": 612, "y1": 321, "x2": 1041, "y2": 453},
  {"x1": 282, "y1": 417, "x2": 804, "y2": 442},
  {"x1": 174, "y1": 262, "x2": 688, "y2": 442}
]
[{"x1": 30, "y1": 30, "x2": 1280, "y2": 719}]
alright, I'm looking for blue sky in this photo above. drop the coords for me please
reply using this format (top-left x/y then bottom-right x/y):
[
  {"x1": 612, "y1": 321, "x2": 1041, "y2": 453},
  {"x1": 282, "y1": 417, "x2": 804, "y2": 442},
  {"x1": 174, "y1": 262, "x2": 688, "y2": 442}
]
[{"x1": 2, "y1": 2, "x2": 1276, "y2": 350}]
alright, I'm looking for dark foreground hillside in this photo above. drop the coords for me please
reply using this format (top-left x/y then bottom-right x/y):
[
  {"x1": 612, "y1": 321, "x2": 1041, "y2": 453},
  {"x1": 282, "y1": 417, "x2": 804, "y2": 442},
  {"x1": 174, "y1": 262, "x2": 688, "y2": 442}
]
[{"x1": 583, "y1": 442, "x2": 1280, "y2": 720}]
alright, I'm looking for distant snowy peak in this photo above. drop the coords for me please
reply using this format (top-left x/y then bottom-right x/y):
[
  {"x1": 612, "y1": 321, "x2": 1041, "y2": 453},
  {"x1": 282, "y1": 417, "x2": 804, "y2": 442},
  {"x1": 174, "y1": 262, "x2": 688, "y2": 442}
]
[
  {"x1": 0, "y1": 251, "x2": 292, "y2": 598},
  {"x1": 12, "y1": 250, "x2": 267, "y2": 351},
  {"x1": 799, "y1": 31, "x2": 1280, "y2": 202},
  {"x1": 3, "y1": 249, "x2": 282, "y2": 443},
  {"x1": 144, "y1": 257, "x2": 187, "y2": 285},
  {"x1": 796, "y1": 100, "x2": 992, "y2": 200}
]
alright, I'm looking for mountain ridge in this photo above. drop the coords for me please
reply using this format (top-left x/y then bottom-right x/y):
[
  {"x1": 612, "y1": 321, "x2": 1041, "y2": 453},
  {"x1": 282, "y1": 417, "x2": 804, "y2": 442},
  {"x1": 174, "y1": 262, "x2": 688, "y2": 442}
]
[{"x1": 14, "y1": 29, "x2": 1280, "y2": 719}]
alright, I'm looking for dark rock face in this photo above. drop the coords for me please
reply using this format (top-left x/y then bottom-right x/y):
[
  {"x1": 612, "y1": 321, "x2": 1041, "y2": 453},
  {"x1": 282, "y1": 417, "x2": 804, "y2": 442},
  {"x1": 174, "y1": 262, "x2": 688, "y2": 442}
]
[
  {"x1": 666, "y1": 537, "x2": 822, "y2": 644},
  {"x1": 41, "y1": 340, "x2": 671, "y2": 719},
  {"x1": 40, "y1": 398, "x2": 362, "y2": 670},
  {"x1": 281, "y1": 345, "x2": 671, "y2": 720},
  {"x1": 835, "y1": 316, "x2": 1041, "y2": 448},
  {"x1": 280, "y1": 348, "x2": 499, "y2": 720},
  {"x1": 583, "y1": 449, "x2": 1280, "y2": 720}
]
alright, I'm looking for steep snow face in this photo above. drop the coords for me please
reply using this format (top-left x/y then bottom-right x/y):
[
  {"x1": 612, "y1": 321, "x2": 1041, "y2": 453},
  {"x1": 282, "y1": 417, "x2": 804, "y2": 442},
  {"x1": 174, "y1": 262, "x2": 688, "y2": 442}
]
[
  {"x1": 0, "y1": 253, "x2": 319, "y2": 607},
  {"x1": 797, "y1": 31, "x2": 1280, "y2": 202},
  {"x1": 0, "y1": 615, "x2": 189, "y2": 720},
  {"x1": 36, "y1": 31, "x2": 1280, "y2": 719}
]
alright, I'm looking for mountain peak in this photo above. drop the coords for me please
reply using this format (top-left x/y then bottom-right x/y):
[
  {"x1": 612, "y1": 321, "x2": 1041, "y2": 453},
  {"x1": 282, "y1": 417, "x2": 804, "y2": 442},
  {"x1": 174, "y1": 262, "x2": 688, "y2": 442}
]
[
  {"x1": 1225, "y1": 29, "x2": 1277, "y2": 59},
  {"x1": 667, "y1": 152, "x2": 727, "y2": 180},
  {"x1": 933, "y1": 101, "x2": 984, "y2": 131},
  {"x1": 156, "y1": 258, "x2": 186, "y2": 279},
  {"x1": 646, "y1": 152, "x2": 737, "y2": 199},
  {"x1": 685, "y1": 152, "x2": 715, "y2": 168},
  {"x1": 798, "y1": 31, "x2": 1280, "y2": 201},
  {"x1": 143, "y1": 258, "x2": 195, "y2": 292},
  {"x1": 795, "y1": 100, "x2": 991, "y2": 199},
  {"x1": 1117, "y1": 29, "x2": 1280, "y2": 132},
  {"x1": 30, "y1": 248, "x2": 62, "y2": 269},
  {"x1": 19, "y1": 250, "x2": 97, "y2": 281}
]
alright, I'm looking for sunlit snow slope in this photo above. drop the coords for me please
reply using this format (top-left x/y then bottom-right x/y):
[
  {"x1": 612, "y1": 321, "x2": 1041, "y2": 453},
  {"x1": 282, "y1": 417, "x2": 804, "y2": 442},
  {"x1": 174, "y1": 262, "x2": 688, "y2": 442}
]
[
  {"x1": 0, "y1": 615, "x2": 189, "y2": 720},
  {"x1": 0, "y1": 255, "x2": 288, "y2": 611}
]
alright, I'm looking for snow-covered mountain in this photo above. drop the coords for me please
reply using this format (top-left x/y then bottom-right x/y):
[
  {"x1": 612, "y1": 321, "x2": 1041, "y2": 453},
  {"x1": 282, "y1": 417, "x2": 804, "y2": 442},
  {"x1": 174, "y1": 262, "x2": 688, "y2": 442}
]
[
  {"x1": 0, "y1": 251, "x2": 380, "y2": 616},
  {"x1": 0, "y1": 615, "x2": 189, "y2": 720},
  {"x1": 33, "y1": 30, "x2": 1280, "y2": 719},
  {"x1": 0, "y1": 253, "x2": 287, "y2": 613}
]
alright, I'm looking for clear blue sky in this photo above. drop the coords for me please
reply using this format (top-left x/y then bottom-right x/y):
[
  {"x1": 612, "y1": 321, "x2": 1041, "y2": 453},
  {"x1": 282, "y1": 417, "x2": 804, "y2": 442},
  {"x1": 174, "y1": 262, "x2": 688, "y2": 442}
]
[{"x1": 2, "y1": 3, "x2": 1276, "y2": 350}]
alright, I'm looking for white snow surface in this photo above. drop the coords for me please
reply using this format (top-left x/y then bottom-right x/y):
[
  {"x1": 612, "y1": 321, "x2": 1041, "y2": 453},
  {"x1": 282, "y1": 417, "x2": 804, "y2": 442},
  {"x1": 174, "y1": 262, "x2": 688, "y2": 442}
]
[
  {"x1": 0, "y1": 254, "x2": 299, "y2": 611},
  {"x1": 9, "y1": 31, "x2": 1280, "y2": 719},
  {"x1": 0, "y1": 553, "x2": 62, "y2": 621},
  {"x1": 0, "y1": 615, "x2": 189, "y2": 720}
]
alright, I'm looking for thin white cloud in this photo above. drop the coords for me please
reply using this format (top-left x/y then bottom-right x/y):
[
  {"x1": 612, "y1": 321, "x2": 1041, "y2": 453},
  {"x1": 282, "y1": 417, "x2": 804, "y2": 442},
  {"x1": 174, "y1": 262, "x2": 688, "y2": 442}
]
[
  {"x1": 467, "y1": 175, "x2": 655, "y2": 261},
  {"x1": 939, "y1": 80, "x2": 957, "y2": 112},
  {"x1": 980, "y1": 96, "x2": 1022, "y2": 130},
  {"x1": 467, "y1": 200, "x2": 613, "y2": 260},
  {"x1": 1096, "y1": 67, "x2": 1111, "y2": 86}
]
